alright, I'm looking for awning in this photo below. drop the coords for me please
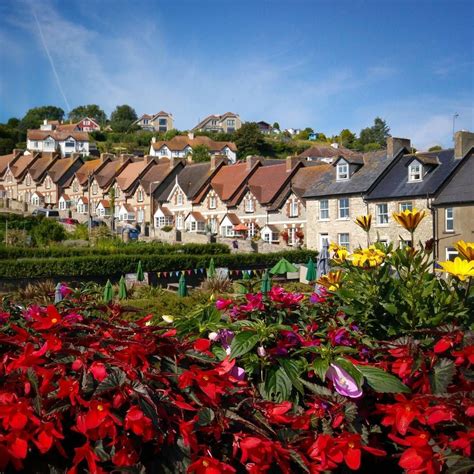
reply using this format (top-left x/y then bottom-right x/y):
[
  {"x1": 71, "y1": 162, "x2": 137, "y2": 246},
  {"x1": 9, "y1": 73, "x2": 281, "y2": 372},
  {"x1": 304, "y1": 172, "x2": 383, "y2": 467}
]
[{"x1": 234, "y1": 223, "x2": 248, "y2": 231}]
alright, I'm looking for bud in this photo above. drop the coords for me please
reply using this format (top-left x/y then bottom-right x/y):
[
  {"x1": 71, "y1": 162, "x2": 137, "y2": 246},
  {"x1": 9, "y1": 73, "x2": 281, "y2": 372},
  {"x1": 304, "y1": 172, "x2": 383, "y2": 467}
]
[
  {"x1": 257, "y1": 346, "x2": 266, "y2": 357},
  {"x1": 208, "y1": 331, "x2": 219, "y2": 341}
]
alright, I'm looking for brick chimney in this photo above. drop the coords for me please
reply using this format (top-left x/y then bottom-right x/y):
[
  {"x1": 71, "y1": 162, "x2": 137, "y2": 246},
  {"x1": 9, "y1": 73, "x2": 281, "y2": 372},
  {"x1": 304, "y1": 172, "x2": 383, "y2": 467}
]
[
  {"x1": 246, "y1": 155, "x2": 262, "y2": 171},
  {"x1": 387, "y1": 137, "x2": 411, "y2": 158},
  {"x1": 286, "y1": 156, "x2": 300, "y2": 172},
  {"x1": 454, "y1": 131, "x2": 474, "y2": 159},
  {"x1": 170, "y1": 157, "x2": 186, "y2": 169},
  {"x1": 100, "y1": 152, "x2": 114, "y2": 163},
  {"x1": 145, "y1": 155, "x2": 156, "y2": 164},
  {"x1": 210, "y1": 155, "x2": 228, "y2": 171}
]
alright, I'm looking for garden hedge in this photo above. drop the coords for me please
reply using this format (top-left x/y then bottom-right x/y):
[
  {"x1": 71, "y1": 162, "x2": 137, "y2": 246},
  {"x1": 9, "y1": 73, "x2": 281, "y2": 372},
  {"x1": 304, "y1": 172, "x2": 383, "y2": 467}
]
[
  {"x1": 0, "y1": 242, "x2": 230, "y2": 259},
  {"x1": 0, "y1": 249, "x2": 317, "y2": 278}
]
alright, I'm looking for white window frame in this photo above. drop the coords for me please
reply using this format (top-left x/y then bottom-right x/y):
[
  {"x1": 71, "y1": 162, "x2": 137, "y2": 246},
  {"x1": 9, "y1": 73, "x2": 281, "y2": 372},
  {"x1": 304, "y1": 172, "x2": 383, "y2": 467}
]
[
  {"x1": 72, "y1": 181, "x2": 79, "y2": 192},
  {"x1": 177, "y1": 192, "x2": 183, "y2": 206},
  {"x1": 209, "y1": 195, "x2": 217, "y2": 209},
  {"x1": 338, "y1": 198, "x2": 349, "y2": 219},
  {"x1": 338, "y1": 233, "x2": 350, "y2": 250},
  {"x1": 25, "y1": 174, "x2": 31, "y2": 186},
  {"x1": 289, "y1": 199, "x2": 299, "y2": 217},
  {"x1": 399, "y1": 202, "x2": 413, "y2": 212},
  {"x1": 408, "y1": 161, "x2": 423, "y2": 182},
  {"x1": 138, "y1": 208, "x2": 145, "y2": 223},
  {"x1": 245, "y1": 197, "x2": 254, "y2": 213},
  {"x1": 92, "y1": 183, "x2": 98, "y2": 195},
  {"x1": 45, "y1": 177, "x2": 51, "y2": 189},
  {"x1": 446, "y1": 247, "x2": 458, "y2": 261},
  {"x1": 319, "y1": 199, "x2": 329, "y2": 220},
  {"x1": 248, "y1": 222, "x2": 256, "y2": 238},
  {"x1": 288, "y1": 228, "x2": 297, "y2": 246},
  {"x1": 376, "y1": 203, "x2": 389, "y2": 225},
  {"x1": 137, "y1": 189, "x2": 144, "y2": 202},
  {"x1": 445, "y1": 207, "x2": 454, "y2": 232},
  {"x1": 319, "y1": 233, "x2": 329, "y2": 250},
  {"x1": 176, "y1": 215, "x2": 184, "y2": 229},
  {"x1": 336, "y1": 161, "x2": 349, "y2": 181}
]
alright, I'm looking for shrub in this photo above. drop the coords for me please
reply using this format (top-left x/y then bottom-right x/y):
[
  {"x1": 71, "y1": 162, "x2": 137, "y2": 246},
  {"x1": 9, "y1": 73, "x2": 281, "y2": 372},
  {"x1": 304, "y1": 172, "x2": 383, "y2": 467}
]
[{"x1": 30, "y1": 218, "x2": 67, "y2": 246}]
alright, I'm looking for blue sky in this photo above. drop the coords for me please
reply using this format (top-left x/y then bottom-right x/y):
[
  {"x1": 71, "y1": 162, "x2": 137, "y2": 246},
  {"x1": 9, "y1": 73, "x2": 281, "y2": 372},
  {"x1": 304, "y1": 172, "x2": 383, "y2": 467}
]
[{"x1": 0, "y1": 0, "x2": 473, "y2": 148}]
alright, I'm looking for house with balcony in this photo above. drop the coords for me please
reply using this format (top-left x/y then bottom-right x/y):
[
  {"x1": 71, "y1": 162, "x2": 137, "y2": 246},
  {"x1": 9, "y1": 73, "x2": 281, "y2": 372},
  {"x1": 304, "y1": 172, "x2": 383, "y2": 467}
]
[
  {"x1": 134, "y1": 111, "x2": 174, "y2": 132},
  {"x1": 304, "y1": 138, "x2": 410, "y2": 251},
  {"x1": 192, "y1": 112, "x2": 241, "y2": 134},
  {"x1": 149, "y1": 133, "x2": 237, "y2": 163},
  {"x1": 27, "y1": 120, "x2": 90, "y2": 157}
]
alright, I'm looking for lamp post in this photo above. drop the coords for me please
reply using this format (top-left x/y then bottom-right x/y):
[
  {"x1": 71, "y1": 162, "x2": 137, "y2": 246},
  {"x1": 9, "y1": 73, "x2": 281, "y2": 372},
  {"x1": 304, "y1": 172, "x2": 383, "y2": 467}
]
[
  {"x1": 452, "y1": 113, "x2": 459, "y2": 142},
  {"x1": 148, "y1": 180, "x2": 161, "y2": 235}
]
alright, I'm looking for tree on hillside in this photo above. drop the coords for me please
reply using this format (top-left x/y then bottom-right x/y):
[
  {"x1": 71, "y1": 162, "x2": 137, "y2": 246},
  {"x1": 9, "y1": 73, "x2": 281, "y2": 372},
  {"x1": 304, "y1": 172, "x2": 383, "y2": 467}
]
[
  {"x1": 110, "y1": 105, "x2": 138, "y2": 132},
  {"x1": 233, "y1": 122, "x2": 267, "y2": 159},
  {"x1": 68, "y1": 104, "x2": 107, "y2": 124},
  {"x1": 359, "y1": 117, "x2": 390, "y2": 147},
  {"x1": 339, "y1": 129, "x2": 357, "y2": 148},
  {"x1": 19, "y1": 106, "x2": 65, "y2": 132},
  {"x1": 273, "y1": 122, "x2": 280, "y2": 130},
  {"x1": 428, "y1": 145, "x2": 443, "y2": 152},
  {"x1": 295, "y1": 127, "x2": 314, "y2": 140},
  {"x1": 190, "y1": 144, "x2": 211, "y2": 162}
]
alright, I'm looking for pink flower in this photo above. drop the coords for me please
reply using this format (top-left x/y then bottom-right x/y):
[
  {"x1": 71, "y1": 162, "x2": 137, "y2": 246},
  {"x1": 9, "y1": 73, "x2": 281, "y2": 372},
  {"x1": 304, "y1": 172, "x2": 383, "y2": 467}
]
[
  {"x1": 216, "y1": 299, "x2": 233, "y2": 311},
  {"x1": 326, "y1": 363, "x2": 362, "y2": 398}
]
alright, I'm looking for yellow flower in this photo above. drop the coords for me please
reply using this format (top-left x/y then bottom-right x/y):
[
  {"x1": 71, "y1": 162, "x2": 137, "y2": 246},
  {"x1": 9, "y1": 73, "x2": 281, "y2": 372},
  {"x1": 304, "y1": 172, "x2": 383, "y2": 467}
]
[
  {"x1": 329, "y1": 243, "x2": 349, "y2": 264},
  {"x1": 316, "y1": 270, "x2": 343, "y2": 291},
  {"x1": 355, "y1": 214, "x2": 372, "y2": 232},
  {"x1": 437, "y1": 257, "x2": 474, "y2": 281},
  {"x1": 162, "y1": 315, "x2": 174, "y2": 323},
  {"x1": 392, "y1": 208, "x2": 426, "y2": 233},
  {"x1": 455, "y1": 241, "x2": 474, "y2": 261},
  {"x1": 351, "y1": 246, "x2": 386, "y2": 268}
]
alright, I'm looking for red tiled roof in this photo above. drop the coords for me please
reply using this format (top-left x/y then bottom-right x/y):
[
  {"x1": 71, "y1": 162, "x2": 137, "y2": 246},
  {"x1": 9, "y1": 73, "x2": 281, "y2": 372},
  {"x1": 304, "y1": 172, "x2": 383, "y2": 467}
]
[
  {"x1": 78, "y1": 196, "x2": 89, "y2": 204},
  {"x1": 247, "y1": 162, "x2": 295, "y2": 204},
  {"x1": 98, "y1": 199, "x2": 110, "y2": 208},
  {"x1": 188, "y1": 211, "x2": 205, "y2": 221},
  {"x1": 11, "y1": 154, "x2": 36, "y2": 178},
  {"x1": 27, "y1": 129, "x2": 89, "y2": 141},
  {"x1": 61, "y1": 194, "x2": 70, "y2": 200},
  {"x1": 160, "y1": 206, "x2": 173, "y2": 216},
  {"x1": 0, "y1": 153, "x2": 16, "y2": 176},
  {"x1": 298, "y1": 145, "x2": 361, "y2": 160},
  {"x1": 115, "y1": 159, "x2": 155, "y2": 192},
  {"x1": 211, "y1": 162, "x2": 256, "y2": 201},
  {"x1": 224, "y1": 213, "x2": 240, "y2": 225}
]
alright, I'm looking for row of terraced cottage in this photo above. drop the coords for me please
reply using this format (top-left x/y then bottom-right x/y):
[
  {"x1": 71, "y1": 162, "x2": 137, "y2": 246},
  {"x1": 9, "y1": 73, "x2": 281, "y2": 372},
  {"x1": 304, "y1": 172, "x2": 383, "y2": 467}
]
[{"x1": 0, "y1": 131, "x2": 473, "y2": 261}]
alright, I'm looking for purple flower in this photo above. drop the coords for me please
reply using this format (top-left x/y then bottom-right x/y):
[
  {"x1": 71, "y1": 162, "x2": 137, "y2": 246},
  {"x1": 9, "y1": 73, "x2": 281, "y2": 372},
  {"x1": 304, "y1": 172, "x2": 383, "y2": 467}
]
[
  {"x1": 217, "y1": 329, "x2": 234, "y2": 349},
  {"x1": 230, "y1": 365, "x2": 245, "y2": 380},
  {"x1": 326, "y1": 363, "x2": 363, "y2": 398},
  {"x1": 59, "y1": 283, "x2": 72, "y2": 298}
]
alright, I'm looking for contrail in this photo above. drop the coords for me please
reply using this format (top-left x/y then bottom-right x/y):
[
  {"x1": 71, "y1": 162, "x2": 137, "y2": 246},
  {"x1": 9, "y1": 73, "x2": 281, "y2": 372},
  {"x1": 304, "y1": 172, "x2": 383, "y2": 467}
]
[{"x1": 32, "y1": 7, "x2": 71, "y2": 112}]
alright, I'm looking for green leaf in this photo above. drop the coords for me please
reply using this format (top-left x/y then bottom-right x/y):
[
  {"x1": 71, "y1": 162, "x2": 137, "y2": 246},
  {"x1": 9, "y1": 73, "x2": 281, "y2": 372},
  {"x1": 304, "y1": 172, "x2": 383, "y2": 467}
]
[
  {"x1": 197, "y1": 408, "x2": 215, "y2": 426},
  {"x1": 230, "y1": 331, "x2": 259, "y2": 359},
  {"x1": 264, "y1": 366, "x2": 292, "y2": 401},
  {"x1": 312, "y1": 358, "x2": 330, "y2": 381},
  {"x1": 95, "y1": 368, "x2": 127, "y2": 395},
  {"x1": 300, "y1": 379, "x2": 333, "y2": 397},
  {"x1": 357, "y1": 365, "x2": 410, "y2": 393},
  {"x1": 430, "y1": 358, "x2": 455, "y2": 395},
  {"x1": 446, "y1": 455, "x2": 474, "y2": 473},
  {"x1": 334, "y1": 358, "x2": 364, "y2": 387},
  {"x1": 382, "y1": 302, "x2": 398, "y2": 315},
  {"x1": 290, "y1": 450, "x2": 310, "y2": 473},
  {"x1": 278, "y1": 358, "x2": 304, "y2": 395}
]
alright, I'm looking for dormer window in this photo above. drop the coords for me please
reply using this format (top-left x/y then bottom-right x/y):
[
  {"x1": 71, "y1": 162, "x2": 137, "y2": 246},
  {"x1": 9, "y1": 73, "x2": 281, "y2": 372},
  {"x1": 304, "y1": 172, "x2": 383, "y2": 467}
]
[
  {"x1": 137, "y1": 188, "x2": 144, "y2": 202},
  {"x1": 209, "y1": 195, "x2": 216, "y2": 209},
  {"x1": 336, "y1": 160, "x2": 349, "y2": 180},
  {"x1": 245, "y1": 197, "x2": 254, "y2": 213},
  {"x1": 177, "y1": 192, "x2": 183, "y2": 206},
  {"x1": 408, "y1": 160, "x2": 423, "y2": 182}
]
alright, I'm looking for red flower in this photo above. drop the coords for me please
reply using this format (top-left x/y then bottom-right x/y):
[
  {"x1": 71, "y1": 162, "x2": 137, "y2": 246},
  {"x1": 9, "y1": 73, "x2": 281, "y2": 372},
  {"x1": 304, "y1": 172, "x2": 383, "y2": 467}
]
[
  {"x1": 237, "y1": 436, "x2": 292, "y2": 471},
  {"x1": 452, "y1": 345, "x2": 474, "y2": 366},
  {"x1": 6, "y1": 342, "x2": 48, "y2": 373},
  {"x1": 193, "y1": 338, "x2": 212, "y2": 352},
  {"x1": 76, "y1": 400, "x2": 121, "y2": 439},
  {"x1": 377, "y1": 395, "x2": 427, "y2": 435},
  {"x1": 57, "y1": 378, "x2": 85, "y2": 406},
  {"x1": 261, "y1": 401, "x2": 294, "y2": 424},
  {"x1": 188, "y1": 456, "x2": 236, "y2": 473},
  {"x1": 70, "y1": 442, "x2": 100, "y2": 474},
  {"x1": 433, "y1": 336, "x2": 453, "y2": 354},
  {"x1": 334, "y1": 433, "x2": 386, "y2": 470},
  {"x1": 89, "y1": 361, "x2": 108, "y2": 382},
  {"x1": 124, "y1": 406, "x2": 154, "y2": 441},
  {"x1": 216, "y1": 299, "x2": 233, "y2": 311},
  {"x1": 449, "y1": 430, "x2": 474, "y2": 457},
  {"x1": 32, "y1": 305, "x2": 63, "y2": 331},
  {"x1": 34, "y1": 422, "x2": 64, "y2": 454}
]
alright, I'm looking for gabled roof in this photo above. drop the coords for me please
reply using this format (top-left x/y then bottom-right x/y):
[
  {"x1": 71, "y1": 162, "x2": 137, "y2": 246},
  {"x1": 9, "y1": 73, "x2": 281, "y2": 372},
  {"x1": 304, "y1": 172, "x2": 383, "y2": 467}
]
[
  {"x1": 210, "y1": 161, "x2": 259, "y2": 202},
  {"x1": 151, "y1": 135, "x2": 237, "y2": 152},
  {"x1": 407, "y1": 153, "x2": 440, "y2": 166},
  {"x1": 221, "y1": 213, "x2": 241, "y2": 225},
  {"x1": 304, "y1": 150, "x2": 397, "y2": 198},
  {"x1": 333, "y1": 155, "x2": 365, "y2": 166},
  {"x1": 298, "y1": 145, "x2": 362, "y2": 160},
  {"x1": 11, "y1": 153, "x2": 38, "y2": 179},
  {"x1": 192, "y1": 112, "x2": 239, "y2": 131},
  {"x1": 247, "y1": 161, "x2": 302, "y2": 204},
  {"x1": 28, "y1": 153, "x2": 58, "y2": 181},
  {"x1": 27, "y1": 129, "x2": 89, "y2": 141},
  {"x1": 97, "y1": 199, "x2": 111, "y2": 208},
  {"x1": 75, "y1": 158, "x2": 106, "y2": 185},
  {"x1": 94, "y1": 157, "x2": 132, "y2": 189},
  {"x1": 60, "y1": 193, "x2": 70, "y2": 200},
  {"x1": 152, "y1": 111, "x2": 172, "y2": 118},
  {"x1": 47, "y1": 157, "x2": 81, "y2": 183},
  {"x1": 366, "y1": 149, "x2": 464, "y2": 200},
  {"x1": 186, "y1": 211, "x2": 205, "y2": 222},
  {"x1": 157, "y1": 162, "x2": 218, "y2": 201},
  {"x1": 140, "y1": 159, "x2": 182, "y2": 195},
  {"x1": 115, "y1": 158, "x2": 156, "y2": 193},
  {"x1": 0, "y1": 153, "x2": 17, "y2": 177}
]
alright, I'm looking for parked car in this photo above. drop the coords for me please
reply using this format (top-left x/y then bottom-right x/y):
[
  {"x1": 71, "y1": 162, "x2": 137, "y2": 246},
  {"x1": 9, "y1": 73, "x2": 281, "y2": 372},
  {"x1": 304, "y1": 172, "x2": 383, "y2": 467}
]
[
  {"x1": 60, "y1": 217, "x2": 79, "y2": 225},
  {"x1": 32, "y1": 208, "x2": 60, "y2": 219}
]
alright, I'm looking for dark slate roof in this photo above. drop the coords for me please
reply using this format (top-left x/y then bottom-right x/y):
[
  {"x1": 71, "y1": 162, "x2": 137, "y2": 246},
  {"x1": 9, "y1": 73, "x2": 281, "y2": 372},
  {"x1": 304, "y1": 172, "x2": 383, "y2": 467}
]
[
  {"x1": 157, "y1": 162, "x2": 215, "y2": 200},
  {"x1": 303, "y1": 149, "x2": 395, "y2": 198},
  {"x1": 366, "y1": 149, "x2": 464, "y2": 200},
  {"x1": 433, "y1": 153, "x2": 474, "y2": 205}
]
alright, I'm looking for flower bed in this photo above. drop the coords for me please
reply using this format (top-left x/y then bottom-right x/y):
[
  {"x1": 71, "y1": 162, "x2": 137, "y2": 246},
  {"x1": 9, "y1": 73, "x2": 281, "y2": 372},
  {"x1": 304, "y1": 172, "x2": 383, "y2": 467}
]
[{"x1": 0, "y1": 239, "x2": 473, "y2": 472}]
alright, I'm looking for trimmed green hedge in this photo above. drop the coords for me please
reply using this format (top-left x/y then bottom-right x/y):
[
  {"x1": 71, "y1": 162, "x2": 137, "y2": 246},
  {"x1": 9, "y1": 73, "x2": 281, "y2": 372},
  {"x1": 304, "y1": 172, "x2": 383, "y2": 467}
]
[
  {"x1": 0, "y1": 249, "x2": 317, "y2": 279},
  {"x1": 0, "y1": 242, "x2": 230, "y2": 260}
]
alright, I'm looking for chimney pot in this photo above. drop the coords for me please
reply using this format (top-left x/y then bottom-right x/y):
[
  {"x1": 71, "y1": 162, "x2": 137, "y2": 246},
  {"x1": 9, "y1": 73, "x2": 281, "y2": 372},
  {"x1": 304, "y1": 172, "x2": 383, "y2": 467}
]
[
  {"x1": 286, "y1": 156, "x2": 300, "y2": 172},
  {"x1": 387, "y1": 137, "x2": 411, "y2": 159},
  {"x1": 454, "y1": 130, "x2": 474, "y2": 159}
]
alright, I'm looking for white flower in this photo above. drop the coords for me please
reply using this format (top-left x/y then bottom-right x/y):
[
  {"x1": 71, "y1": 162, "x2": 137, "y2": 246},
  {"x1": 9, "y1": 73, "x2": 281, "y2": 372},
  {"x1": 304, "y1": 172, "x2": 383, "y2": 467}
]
[
  {"x1": 162, "y1": 315, "x2": 174, "y2": 323},
  {"x1": 208, "y1": 331, "x2": 219, "y2": 341},
  {"x1": 257, "y1": 346, "x2": 267, "y2": 357}
]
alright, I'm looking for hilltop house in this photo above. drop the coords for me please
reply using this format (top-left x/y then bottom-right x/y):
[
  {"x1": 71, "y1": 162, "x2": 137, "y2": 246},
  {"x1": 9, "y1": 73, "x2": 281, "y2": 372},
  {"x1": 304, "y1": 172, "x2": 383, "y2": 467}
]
[
  {"x1": 134, "y1": 112, "x2": 174, "y2": 132},
  {"x1": 27, "y1": 120, "x2": 90, "y2": 157},
  {"x1": 149, "y1": 133, "x2": 237, "y2": 163},
  {"x1": 192, "y1": 113, "x2": 241, "y2": 134}
]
